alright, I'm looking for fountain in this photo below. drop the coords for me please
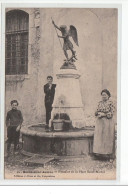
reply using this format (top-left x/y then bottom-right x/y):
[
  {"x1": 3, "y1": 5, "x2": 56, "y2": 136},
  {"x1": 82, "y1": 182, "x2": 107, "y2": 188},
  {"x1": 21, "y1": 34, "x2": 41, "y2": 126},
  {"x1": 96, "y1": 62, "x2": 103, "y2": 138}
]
[
  {"x1": 21, "y1": 21, "x2": 95, "y2": 158},
  {"x1": 21, "y1": 124, "x2": 94, "y2": 156}
]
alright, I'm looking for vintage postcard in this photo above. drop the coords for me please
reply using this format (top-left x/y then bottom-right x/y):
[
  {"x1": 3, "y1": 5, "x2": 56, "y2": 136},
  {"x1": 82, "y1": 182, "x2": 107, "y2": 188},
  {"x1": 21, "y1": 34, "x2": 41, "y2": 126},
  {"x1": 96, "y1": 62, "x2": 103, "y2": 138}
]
[{"x1": 3, "y1": 6, "x2": 118, "y2": 180}]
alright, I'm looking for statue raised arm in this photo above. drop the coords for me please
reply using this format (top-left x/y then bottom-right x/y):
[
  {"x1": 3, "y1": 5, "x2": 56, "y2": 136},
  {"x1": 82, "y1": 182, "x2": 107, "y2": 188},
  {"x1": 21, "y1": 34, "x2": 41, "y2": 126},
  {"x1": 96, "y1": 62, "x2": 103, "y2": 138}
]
[{"x1": 52, "y1": 20, "x2": 79, "y2": 62}]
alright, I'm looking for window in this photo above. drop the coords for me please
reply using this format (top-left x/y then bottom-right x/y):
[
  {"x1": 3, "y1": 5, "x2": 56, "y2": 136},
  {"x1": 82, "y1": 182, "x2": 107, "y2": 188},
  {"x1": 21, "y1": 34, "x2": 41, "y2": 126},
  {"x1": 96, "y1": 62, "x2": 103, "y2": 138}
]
[{"x1": 6, "y1": 10, "x2": 29, "y2": 75}]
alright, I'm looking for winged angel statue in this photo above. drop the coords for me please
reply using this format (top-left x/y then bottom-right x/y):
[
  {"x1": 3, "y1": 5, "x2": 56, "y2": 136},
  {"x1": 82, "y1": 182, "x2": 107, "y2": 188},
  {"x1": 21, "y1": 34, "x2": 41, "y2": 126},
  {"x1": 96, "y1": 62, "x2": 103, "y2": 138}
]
[{"x1": 52, "y1": 20, "x2": 79, "y2": 62}]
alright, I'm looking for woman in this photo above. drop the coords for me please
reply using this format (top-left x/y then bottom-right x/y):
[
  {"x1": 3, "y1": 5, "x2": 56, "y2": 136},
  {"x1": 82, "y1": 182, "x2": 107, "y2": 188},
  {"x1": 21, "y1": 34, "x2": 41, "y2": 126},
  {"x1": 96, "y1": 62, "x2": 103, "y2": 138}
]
[{"x1": 93, "y1": 89, "x2": 116, "y2": 160}]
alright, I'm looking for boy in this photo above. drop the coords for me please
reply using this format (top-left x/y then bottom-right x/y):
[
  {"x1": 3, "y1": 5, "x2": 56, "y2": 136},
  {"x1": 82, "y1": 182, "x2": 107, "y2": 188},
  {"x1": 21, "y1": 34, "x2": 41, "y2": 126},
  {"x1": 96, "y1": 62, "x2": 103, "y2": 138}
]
[
  {"x1": 6, "y1": 100, "x2": 23, "y2": 156},
  {"x1": 44, "y1": 76, "x2": 56, "y2": 128}
]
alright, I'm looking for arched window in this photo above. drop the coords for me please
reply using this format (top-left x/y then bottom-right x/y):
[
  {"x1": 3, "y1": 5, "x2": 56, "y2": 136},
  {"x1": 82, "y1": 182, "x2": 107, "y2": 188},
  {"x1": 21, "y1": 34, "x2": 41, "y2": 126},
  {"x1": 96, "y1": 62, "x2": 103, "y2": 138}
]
[{"x1": 6, "y1": 10, "x2": 29, "y2": 75}]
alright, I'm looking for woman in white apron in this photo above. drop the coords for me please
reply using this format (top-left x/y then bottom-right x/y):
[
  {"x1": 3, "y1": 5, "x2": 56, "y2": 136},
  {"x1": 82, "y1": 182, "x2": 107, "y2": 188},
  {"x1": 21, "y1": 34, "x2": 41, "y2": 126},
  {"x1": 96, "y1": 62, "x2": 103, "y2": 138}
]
[{"x1": 93, "y1": 89, "x2": 115, "y2": 160}]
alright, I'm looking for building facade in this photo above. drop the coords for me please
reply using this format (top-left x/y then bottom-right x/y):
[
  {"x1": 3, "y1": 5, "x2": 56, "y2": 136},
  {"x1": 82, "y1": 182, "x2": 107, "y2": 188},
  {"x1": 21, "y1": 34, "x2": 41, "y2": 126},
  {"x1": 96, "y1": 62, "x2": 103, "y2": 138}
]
[{"x1": 5, "y1": 8, "x2": 117, "y2": 126}]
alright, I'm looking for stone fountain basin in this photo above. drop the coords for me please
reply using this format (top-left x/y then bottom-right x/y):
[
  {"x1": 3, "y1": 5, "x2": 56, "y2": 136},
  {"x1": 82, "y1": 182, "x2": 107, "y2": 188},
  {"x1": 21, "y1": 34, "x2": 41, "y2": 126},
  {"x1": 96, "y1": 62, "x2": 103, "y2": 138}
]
[{"x1": 21, "y1": 124, "x2": 94, "y2": 156}]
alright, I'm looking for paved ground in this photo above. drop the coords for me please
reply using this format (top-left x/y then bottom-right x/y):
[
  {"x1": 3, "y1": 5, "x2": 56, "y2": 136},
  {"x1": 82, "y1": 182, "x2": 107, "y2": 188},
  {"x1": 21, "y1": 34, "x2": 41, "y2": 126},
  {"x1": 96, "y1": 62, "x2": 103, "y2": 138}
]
[{"x1": 4, "y1": 147, "x2": 116, "y2": 180}]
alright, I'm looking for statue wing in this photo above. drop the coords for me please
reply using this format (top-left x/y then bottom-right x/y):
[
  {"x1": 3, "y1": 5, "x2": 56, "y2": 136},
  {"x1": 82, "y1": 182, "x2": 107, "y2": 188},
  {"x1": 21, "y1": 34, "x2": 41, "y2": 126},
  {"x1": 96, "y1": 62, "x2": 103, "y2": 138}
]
[{"x1": 69, "y1": 25, "x2": 79, "y2": 46}]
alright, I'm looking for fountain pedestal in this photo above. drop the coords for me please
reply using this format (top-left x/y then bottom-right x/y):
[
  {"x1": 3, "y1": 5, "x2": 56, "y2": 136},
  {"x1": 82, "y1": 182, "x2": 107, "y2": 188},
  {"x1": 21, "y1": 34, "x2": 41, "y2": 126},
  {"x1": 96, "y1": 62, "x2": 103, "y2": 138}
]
[
  {"x1": 21, "y1": 65, "x2": 93, "y2": 157},
  {"x1": 50, "y1": 68, "x2": 86, "y2": 128}
]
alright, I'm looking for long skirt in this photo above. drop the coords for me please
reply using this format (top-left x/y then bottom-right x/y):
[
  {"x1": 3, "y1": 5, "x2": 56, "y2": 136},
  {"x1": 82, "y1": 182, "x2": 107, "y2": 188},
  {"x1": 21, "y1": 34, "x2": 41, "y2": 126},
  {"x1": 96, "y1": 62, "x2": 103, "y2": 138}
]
[{"x1": 93, "y1": 117, "x2": 115, "y2": 155}]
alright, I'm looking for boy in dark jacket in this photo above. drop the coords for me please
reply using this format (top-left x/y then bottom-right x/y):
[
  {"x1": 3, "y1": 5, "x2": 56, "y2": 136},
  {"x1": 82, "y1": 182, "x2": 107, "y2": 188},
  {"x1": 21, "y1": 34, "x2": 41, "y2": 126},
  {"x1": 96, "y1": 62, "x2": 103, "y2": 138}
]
[
  {"x1": 44, "y1": 76, "x2": 56, "y2": 128},
  {"x1": 6, "y1": 100, "x2": 23, "y2": 156}
]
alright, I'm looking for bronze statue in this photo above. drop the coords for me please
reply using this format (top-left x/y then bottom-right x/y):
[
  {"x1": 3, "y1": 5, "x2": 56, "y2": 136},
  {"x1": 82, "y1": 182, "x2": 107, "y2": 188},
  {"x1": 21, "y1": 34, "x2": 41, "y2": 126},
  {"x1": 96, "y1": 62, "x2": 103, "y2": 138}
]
[{"x1": 52, "y1": 20, "x2": 79, "y2": 62}]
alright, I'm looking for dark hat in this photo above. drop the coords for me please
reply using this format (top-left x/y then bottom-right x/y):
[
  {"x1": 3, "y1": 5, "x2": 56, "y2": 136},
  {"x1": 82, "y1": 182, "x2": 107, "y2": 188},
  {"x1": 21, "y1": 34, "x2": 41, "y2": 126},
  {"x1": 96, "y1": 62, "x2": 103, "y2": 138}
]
[{"x1": 10, "y1": 100, "x2": 19, "y2": 105}]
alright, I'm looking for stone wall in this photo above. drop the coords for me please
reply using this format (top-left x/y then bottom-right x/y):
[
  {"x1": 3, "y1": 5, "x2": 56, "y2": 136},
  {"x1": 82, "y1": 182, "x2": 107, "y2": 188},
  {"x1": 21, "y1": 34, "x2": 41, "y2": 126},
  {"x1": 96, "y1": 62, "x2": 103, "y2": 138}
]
[{"x1": 5, "y1": 8, "x2": 117, "y2": 126}]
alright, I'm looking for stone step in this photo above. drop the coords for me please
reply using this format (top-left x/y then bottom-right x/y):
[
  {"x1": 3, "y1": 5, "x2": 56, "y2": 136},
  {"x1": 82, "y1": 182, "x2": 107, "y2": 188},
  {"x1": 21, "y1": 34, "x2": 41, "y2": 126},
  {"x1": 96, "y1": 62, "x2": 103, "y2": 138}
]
[{"x1": 24, "y1": 155, "x2": 55, "y2": 167}]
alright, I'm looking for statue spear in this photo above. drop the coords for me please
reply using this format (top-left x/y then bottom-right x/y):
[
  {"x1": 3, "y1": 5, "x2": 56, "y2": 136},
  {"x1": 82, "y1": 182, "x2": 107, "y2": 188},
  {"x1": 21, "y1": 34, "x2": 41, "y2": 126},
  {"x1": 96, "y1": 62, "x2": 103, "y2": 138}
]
[{"x1": 51, "y1": 17, "x2": 63, "y2": 51}]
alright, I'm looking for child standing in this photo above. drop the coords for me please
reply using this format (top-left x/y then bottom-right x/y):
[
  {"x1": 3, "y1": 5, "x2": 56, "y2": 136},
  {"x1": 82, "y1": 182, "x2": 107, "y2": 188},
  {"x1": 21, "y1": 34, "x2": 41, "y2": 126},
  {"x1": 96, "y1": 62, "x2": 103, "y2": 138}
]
[{"x1": 6, "y1": 100, "x2": 23, "y2": 156}]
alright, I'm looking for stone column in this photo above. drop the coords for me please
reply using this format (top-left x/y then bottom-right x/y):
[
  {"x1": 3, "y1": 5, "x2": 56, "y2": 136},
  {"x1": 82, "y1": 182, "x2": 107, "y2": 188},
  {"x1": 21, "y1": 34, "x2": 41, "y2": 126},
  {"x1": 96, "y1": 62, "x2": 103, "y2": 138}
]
[{"x1": 50, "y1": 68, "x2": 86, "y2": 128}]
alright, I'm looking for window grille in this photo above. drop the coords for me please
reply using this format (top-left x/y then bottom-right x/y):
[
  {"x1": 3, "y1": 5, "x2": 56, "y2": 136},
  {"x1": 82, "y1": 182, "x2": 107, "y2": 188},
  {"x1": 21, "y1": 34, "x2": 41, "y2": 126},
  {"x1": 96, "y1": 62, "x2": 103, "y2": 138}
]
[{"x1": 6, "y1": 10, "x2": 29, "y2": 75}]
